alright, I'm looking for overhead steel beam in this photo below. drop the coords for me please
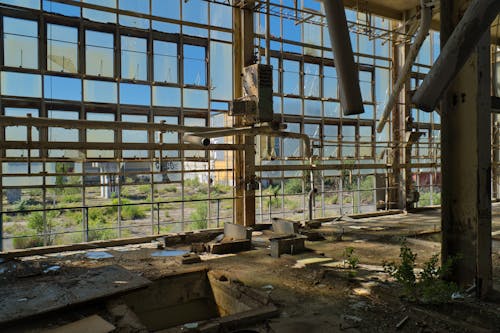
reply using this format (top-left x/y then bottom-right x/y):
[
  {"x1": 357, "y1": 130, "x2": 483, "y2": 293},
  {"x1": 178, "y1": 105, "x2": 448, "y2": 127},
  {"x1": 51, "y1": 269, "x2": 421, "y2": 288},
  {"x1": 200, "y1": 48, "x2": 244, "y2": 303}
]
[
  {"x1": 322, "y1": 0, "x2": 364, "y2": 116},
  {"x1": 343, "y1": 0, "x2": 403, "y2": 21},
  {"x1": 412, "y1": 0, "x2": 500, "y2": 112}
]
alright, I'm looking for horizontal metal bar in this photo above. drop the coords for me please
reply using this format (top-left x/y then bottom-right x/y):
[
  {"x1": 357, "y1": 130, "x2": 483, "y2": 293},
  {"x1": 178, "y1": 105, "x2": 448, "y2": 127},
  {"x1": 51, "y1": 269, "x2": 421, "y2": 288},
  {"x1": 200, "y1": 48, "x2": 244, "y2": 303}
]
[
  {"x1": 1, "y1": 196, "x2": 237, "y2": 215},
  {"x1": 0, "y1": 115, "x2": 226, "y2": 132},
  {"x1": 48, "y1": 0, "x2": 233, "y2": 33},
  {"x1": 255, "y1": 162, "x2": 440, "y2": 172},
  {"x1": 0, "y1": 141, "x2": 244, "y2": 151}
]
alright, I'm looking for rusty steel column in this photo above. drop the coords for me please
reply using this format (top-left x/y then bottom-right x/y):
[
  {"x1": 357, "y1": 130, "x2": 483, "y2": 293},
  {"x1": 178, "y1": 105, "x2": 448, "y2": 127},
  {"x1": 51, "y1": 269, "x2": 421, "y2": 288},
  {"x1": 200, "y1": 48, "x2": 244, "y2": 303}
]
[
  {"x1": 233, "y1": 1, "x2": 256, "y2": 227},
  {"x1": 387, "y1": 20, "x2": 408, "y2": 210},
  {"x1": 322, "y1": 0, "x2": 364, "y2": 115},
  {"x1": 494, "y1": 118, "x2": 500, "y2": 201},
  {"x1": 440, "y1": 0, "x2": 492, "y2": 297}
]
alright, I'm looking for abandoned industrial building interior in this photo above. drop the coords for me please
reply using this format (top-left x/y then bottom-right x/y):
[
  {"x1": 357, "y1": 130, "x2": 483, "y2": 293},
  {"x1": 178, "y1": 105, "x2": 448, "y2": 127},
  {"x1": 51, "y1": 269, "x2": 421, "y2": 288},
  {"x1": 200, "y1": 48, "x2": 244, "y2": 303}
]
[{"x1": 0, "y1": 0, "x2": 500, "y2": 331}]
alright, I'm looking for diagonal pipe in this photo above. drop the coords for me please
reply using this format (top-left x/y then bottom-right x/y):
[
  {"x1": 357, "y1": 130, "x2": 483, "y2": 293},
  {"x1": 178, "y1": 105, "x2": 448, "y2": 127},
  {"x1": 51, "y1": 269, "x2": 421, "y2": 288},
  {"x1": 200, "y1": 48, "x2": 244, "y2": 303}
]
[
  {"x1": 412, "y1": 0, "x2": 500, "y2": 112},
  {"x1": 322, "y1": 0, "x2": 364, "y2": 116},
  {"x1": 377, "y1": 0, "x2": 433, "y2": 133}
]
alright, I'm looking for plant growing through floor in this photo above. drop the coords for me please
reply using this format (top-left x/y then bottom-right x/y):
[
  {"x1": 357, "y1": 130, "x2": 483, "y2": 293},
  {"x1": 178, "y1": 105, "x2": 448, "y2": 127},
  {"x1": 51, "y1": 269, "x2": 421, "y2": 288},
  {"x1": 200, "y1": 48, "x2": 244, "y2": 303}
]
[
  {"x1": 343, "y1": 247, "x2": 359, "y2": 269},
  {"x1": 418, "y1": 254, "x2": 459, "y2": 303},
  {"x1": 383, "y1": 240, "x2": 459, "y2": 303},
  {"x1": 383, "y1": 240, "x2": 417, "y2": 298}
]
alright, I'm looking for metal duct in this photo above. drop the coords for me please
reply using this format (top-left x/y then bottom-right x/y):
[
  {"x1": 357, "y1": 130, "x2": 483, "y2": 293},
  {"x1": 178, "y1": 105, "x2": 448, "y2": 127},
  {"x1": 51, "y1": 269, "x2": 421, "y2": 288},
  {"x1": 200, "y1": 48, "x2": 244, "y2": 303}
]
[
  {"x1": 322, "y1": 0, "x2": 364, "y2": 115},
  {"x1": 377, "y1": 0, "x2": 433, "y2": 133},
  {"x1": 412, "y1": 0, "x2": 500, "y2": 112},
  {"x1": 183, "y1": 134, "x2": 211, "y2": 146}
]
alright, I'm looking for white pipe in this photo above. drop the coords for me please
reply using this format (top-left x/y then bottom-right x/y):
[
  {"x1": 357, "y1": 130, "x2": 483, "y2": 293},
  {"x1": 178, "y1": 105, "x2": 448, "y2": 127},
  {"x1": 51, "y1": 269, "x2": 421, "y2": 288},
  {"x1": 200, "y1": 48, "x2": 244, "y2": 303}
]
[{"x1": 376, "y1": 0, "x2": 433, "y2": 133}]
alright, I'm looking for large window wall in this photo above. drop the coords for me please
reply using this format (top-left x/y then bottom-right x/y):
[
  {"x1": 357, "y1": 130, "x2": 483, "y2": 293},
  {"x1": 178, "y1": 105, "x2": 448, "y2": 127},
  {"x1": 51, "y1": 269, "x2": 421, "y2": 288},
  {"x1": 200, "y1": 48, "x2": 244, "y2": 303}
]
[
  {"x1": 0, "y1": 0, "x2": 235, "y2": 250},
  {"x1": 410, "y1": 30, "x2": 442, "y2": 207},
  {"x1": 1, "y1": 0, "x2": 483, "y2": 250},
  {"x1": 254, "y1": 1, "x2": 393, "y2": 221}
]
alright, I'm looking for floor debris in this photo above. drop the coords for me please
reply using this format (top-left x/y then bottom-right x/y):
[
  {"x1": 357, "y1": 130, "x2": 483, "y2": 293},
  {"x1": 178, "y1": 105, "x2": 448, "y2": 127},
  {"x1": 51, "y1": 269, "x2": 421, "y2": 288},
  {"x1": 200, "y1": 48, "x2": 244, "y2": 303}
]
[
  {"x1": 395, "y1": 315, "x2": 409, "y2": 330},
  {"x1": 43, "y1": 265, "x2": 61, "y2": 273},
  {"x1": 151, "y1": 250, "x2": 188, "y2": 257},
  {"x1": 43, "y1": 314, "x2": 115, "y2": 333},
  {"x1": 292, "y1": 257, "x2": 334, "y2": 268},
  {"x1": 176, "y1": 253, "x2": 202, "y2": 264},
  {"x1": 0, "y1": 265, "x2": 151, "y2": 324},
  {"x1": 85, "y1": 251, "x2": 114, "y2": 259}
]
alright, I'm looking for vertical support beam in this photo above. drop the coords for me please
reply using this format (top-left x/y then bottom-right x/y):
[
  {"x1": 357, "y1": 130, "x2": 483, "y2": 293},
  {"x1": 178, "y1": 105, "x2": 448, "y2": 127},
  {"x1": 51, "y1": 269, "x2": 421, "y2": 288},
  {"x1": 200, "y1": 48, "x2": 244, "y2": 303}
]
[
  {"x1": 243, "y1": 1, "x2": 256, "y2": 227},
  {"x1": 494, "y1": 118, "x2": 500, "y2": 200},
  {"x1": 244, "y1": 135, "x2": 256, "y2": 227},
  {"x1": 440, "y1": 0, "x2": 492, "y2": 297},
  {"x1": 233, "y1": 1, "x2": 256, "y2": 226},
  {"x1": 389, "y1": 21, "x2": 406, "y2": 210},
  {"x1": 233, "y1": 4, "x2": 244, "y2": 226}
]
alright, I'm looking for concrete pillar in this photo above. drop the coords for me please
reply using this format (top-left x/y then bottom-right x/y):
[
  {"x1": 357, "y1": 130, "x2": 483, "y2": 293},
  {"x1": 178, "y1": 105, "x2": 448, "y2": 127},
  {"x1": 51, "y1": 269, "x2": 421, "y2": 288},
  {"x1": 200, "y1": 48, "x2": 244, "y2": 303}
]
[
  {"x1": 233, "y1": 1, "x2": 256, "y2": 227},
  {"x1": 389, "y1": 20, "x2": 408, "y2": 210},
  {"x1": 493, "y1": 117, "x2": 500, "y2": 200},
  {"x1": 440, "y1": 0, "x2": 492, "y2": 297}
]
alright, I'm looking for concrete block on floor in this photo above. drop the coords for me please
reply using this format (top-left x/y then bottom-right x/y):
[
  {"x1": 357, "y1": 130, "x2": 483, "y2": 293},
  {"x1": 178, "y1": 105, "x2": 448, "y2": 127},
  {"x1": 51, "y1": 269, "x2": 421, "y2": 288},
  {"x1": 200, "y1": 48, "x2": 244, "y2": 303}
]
[
  {"x1": 176, "y1": 253, "x2": 202, "y2": 265},
  {"x1": 209, "y1": 239, "x2": 252, "y2": 254},
  {"x1": 224, "y1": 223, "x2": 252, "y2": 241},
  {"x1": 191, "y1": 242, "x2": 207, "y2": 253},
  {"x1": 293, "y1": 257, "x2": 334, "y2": 268},
  {"x1": 305, "y1": 220, "x2": 322, "y2": 229},
  {"x1": 272, "y1": 219, "x2": 299, "y2": 235},
  {"x1": 299, "y1": 230, "x2": 325, "y2": 241},
  {"x1": 269, "y1": 235, "x2": 306, "y2": 258}
]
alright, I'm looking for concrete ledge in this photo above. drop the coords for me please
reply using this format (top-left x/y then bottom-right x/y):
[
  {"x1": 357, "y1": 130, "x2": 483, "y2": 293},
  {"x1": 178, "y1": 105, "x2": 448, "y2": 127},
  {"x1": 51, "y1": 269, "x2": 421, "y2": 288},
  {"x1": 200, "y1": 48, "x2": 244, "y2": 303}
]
[
  {"x1": 272, "y1": 219, "x2": 299, "y2": 235},
  {"x1": 0, "y1": 229, "x2": 223, "y2": 260},
  {"x1": 270, "y1": 235, "x2": 306, "y2": 258},
  {"x1": 223, "y1": 223, "x2": 252, "y2": 241},
  {"x1": 209, "y1": 239, "x2": 252, "y2": 255}
]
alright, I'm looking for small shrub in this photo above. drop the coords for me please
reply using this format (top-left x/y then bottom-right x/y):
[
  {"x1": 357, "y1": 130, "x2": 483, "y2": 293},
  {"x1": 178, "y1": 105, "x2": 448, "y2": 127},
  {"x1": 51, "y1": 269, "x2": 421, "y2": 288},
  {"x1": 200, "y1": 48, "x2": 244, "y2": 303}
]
[
  {"x1": 15, "y1": 198, "x2": 40, "y2": 213},
  {"x1": 121, "y1": 204, "x2": 146, "y2": 220},
  {"x1": 325, "y1": 194, "x2": 338, "y2": 205},
  {"x1": 344, "y1": 247, "x2": 359, "y2": 269},
  {"x1": 87, "y1": 212, "x2": 116, "y2": 241},
  {"x1": 27, "y1": 211, "x2": 56, "y2": 245},
  {"x1": 61, "y1": 193, "x2": 82, "y2": 203},
  {"x1": 138, "y1": 184, "x2": 151, "y2": 194},
  {"x1": 284, "y1": 198, "x2": 300, "y2": 210},
  {"x1": 184, "y1": 177, "x2": 200, "y2": 187},
  {"x1": 383, "y1": 241, "x2": 417, "y2": 297},
  {"x1": 190, "y1": 202, "x2": 208, "y2": 230},
  {"x1": 101, "y1": 199, "x2": 146, "y2": 220},
  {"x1": 163, "y1": 185, "x2": 177, "y2": 193},
  {"x1": 284, "y1": 178, "x2": 303, "y2": 194},
  {"x1": 13, "y1": 235, "x2": 44, "y2": 249},
  {"x1": 418, "y1": 192, "x2": 441, "y2": 207},
  {"x1": 383, "y1": 240, "x2": 459, "y2": 303},
  {"x1": 212, "y1": 183, "x2": 230, "y2": 195}
]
